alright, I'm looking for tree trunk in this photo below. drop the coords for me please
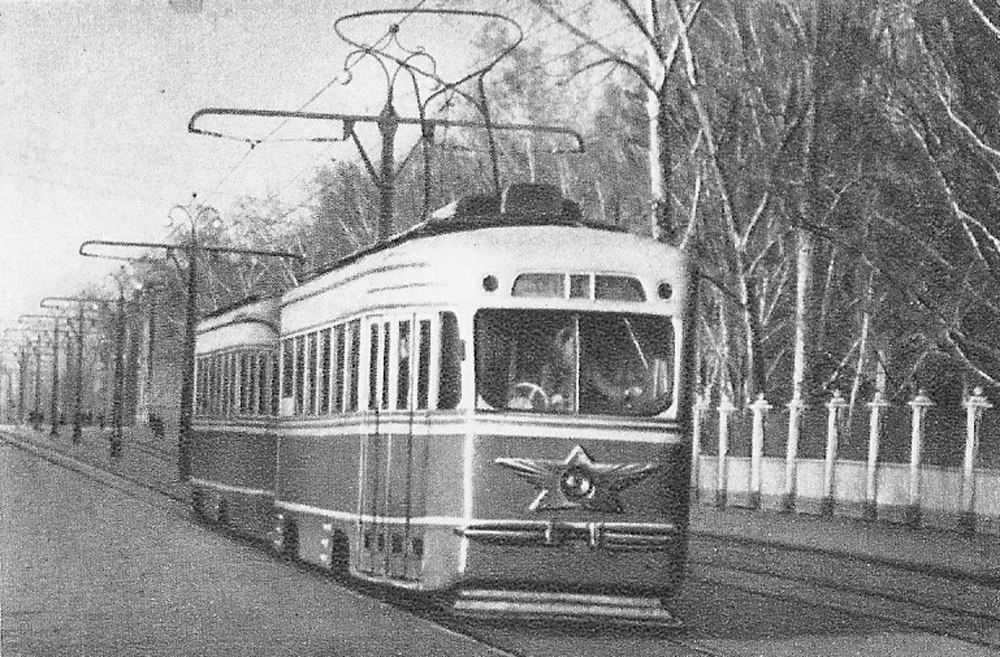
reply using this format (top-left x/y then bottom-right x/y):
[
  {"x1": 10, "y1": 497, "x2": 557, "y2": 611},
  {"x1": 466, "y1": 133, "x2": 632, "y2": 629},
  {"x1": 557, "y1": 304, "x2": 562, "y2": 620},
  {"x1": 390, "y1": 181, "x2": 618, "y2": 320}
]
[{"x1": 791, "y1": 226, "x2": 816, "y2": 402}]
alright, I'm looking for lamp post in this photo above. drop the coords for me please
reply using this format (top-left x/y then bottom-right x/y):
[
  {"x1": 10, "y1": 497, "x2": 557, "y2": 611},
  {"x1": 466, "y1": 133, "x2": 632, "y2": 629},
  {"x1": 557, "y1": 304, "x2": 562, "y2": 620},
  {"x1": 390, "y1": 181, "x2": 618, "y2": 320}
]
[
  {"x1": 108, "y1": 266, "x2": 141, "y2": 458},
  {"x1": 80, "y1": 205, "x2": 302, "y2": 480},
  {"x1": 41, "y1": 297, "x2": 110, "y2": 443},
  {"x1": 19, "y1": 315, "x2": 65, "y2": 435},
  {"x1": 133, "y1": 282, "x2": 164, "y2": 427},
  {"x1": 168, "y1": 197, "x2": 220, "y2": 481},
  {"x1": 2, "y1": 328, "x2": 31, "y2": 425}
]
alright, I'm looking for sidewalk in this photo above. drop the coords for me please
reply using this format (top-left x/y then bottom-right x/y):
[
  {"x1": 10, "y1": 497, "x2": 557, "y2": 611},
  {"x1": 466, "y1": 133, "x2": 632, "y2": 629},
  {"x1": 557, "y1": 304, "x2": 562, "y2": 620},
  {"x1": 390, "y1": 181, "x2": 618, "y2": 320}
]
[
  {"x1": 0, "y1": 423, "x2": 189, "y2": 504},
  {"x1": 2, "y1": 423, "x2": 997, "y2": 585}
]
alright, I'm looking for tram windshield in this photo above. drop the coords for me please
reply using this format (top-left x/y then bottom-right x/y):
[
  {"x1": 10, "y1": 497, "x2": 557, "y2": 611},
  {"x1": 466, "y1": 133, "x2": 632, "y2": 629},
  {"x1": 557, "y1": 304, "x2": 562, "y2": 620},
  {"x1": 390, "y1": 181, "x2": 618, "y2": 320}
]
[{"x1": 475, "y1": 310, "x2": 674, "y2": 416}]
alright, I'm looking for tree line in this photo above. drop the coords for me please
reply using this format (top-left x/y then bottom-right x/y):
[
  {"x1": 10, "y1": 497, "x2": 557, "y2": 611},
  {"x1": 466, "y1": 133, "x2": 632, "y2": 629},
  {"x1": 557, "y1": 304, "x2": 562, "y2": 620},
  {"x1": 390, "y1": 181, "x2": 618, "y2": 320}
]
[{"x1": 75, "y1": 0, "x2": 1000, "y2": 421}]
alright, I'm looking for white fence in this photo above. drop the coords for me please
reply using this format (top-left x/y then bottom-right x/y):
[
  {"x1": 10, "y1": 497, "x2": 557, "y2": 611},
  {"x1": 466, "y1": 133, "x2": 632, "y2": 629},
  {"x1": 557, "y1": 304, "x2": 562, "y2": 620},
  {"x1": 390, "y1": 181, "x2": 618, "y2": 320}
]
[{"x1": 691, "y1": 388, "x2": 1000, "y2": 535}]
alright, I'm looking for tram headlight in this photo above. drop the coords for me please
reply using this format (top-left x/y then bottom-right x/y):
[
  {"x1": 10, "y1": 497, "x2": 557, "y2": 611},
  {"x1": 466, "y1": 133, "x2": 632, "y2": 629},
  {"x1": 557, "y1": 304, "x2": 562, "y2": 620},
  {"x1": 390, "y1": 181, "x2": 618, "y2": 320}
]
[
  {"x1": 560, "y1": 467, "x2": 596, "y2": 501},
  {"x1": 483, "y1": 275, "x2": 499, "y2": 292},
  {"x1": 657, "y1": 282, "x2": 673, "y2": 300}
]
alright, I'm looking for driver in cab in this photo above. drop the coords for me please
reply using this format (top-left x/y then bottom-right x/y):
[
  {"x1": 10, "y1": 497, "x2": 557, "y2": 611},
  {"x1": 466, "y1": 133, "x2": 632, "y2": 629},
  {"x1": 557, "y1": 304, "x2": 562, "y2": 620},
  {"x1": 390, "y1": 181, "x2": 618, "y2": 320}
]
[{"x1": 507, "y1": 324, "x2": 645, "y2": 413}]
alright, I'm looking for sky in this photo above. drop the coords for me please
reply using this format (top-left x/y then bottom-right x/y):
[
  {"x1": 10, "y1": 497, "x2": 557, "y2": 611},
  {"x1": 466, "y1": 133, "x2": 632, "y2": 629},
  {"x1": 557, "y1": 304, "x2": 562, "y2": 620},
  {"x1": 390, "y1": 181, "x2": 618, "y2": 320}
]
[{"x1": 0, "y1": 0, "x2": 487, "y2": 345}]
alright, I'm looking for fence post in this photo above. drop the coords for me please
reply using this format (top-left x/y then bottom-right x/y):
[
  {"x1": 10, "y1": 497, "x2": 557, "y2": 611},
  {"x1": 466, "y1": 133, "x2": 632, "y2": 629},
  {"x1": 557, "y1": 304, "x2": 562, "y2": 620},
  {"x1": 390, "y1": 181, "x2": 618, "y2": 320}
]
[
  {"x1": 749, "y1": 393, "x2": 771, "y2": 510},
  {"x1": 864, "y1": 391, "x2": 889, "y2": 522},
  {"x1": 960, "y1": 387, "x2": 991, "y2": 534},
  {"x1": 691, "y1": 393, "x2": 709, "y2": 502},
  {"x1": 716, "y1": 394, "x2": 735, "y2": 508},
  {"x1": 783, "y1": 394, "x2": 806, "y2": 513},
  {"x1": 906, "y1": 390, "x2": 934, "y2": 528},
  {"x1": 822, "y1": 390, "x2": 848, "y2": 517}
]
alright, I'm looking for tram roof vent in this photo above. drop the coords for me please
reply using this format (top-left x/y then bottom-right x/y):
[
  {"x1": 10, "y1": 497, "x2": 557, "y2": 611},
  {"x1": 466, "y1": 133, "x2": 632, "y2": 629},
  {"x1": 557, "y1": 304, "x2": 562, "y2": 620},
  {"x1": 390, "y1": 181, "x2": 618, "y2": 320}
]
[
  {"x1": 501, "y1": 183, "x2": 563, "y2": 220},
  {"x1": 430, "y1": 183, "x2": 581, "y2": 226}
]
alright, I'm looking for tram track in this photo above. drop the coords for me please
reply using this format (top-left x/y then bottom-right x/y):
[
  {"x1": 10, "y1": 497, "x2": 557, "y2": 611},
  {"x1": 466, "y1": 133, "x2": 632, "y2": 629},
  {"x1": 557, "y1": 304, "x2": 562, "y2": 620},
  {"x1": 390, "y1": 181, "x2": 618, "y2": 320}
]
[
  {"x1": 691, "y1": 528, "x2": 1000, "y2": 589},
  {"x1": 688, "y1": 546, "x2": 1000, "y2": 653},
  {"x1": 689, "y1": 553, "x2": 1000, "y2": 626}
]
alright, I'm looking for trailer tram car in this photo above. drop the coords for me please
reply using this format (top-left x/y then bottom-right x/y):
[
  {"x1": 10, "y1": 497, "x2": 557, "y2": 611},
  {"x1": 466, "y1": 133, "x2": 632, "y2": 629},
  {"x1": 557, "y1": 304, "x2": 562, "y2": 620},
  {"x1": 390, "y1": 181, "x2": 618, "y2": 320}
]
[
  {"x1": 192, "y1": 183, "x2": 695, "y2": 624},
  {"x1": 191, "y1": 297, "x2": 281, "y2": 535}
]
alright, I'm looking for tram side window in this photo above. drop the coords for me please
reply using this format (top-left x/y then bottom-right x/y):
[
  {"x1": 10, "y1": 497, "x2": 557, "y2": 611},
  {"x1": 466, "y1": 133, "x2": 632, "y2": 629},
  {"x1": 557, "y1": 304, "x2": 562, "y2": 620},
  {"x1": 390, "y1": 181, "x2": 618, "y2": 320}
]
[
  {"x1": 319, "y1": 329, "x2": 331, "y2": 414},
  {"x1": 248, "y1": 352, "x2": 258, "y2": 415},
  {"x1": 347, "y1": 320, "x2": 361, "y2": 411},
  {"x1": 368, "y1": 323, "x2": 380, "y2": 410},
  {"x1": 416, "y1": 320, "x2": 431, "y2": 409},
  {"x1": 209, "y1": 357, "x2": 216, "y2": 414},
  {"x1": 209, "y1": 355, "x2": 217, "y2": 415},
  {"x1": 219, "y1": 353, "x2": 226, "y2": 416},
  {"x1": 381, "y1": 322, "x2": 391, "y2": 409},
  {"x1": 222, "y1": 353, "x2": 232, "y2": 417},
  {"x1": 240, "y1": 353, "x2": 251, "y2": 414},
  {"x1": 269, "y1": 353, "x2": 279, "y2": 416},
  {"x1": 281, "y1": 338, "x2": 294, "y2": 401},
  {"x1": 228, "y1": 352, "x2": 238, "y2": 417},
  {"x1": 333, "y1": 325, "x2": 346, "y2": 412},
  {"x1": 216, "y1": 355, "x2": 223, "y2": 416},
  {"x1": 195, "y1": 358, "x2": 204, "y2": 413},
  {"x1": 439, "y1": 312, "x2": 461, "y2": 409},
  {"x1": 214, "y1": 354, "x2": 223, "y2": 416},
  {"x1": 397, "y1": 320, "x2": 411, "y2": 410},
  {"x1": 306, "y1": 331, "x2": 318, "y2": 415},
  {"x1": 194, "y1": 358, "x2": 204, "y2": 414},
  {"x1": 294, "y1": 335, "x2": 305, "y2": 415},
  {"x1": 256, "y1": 352, "x2": 268, "y2": 415},
  {"x1": 194, "y1": 356, "x2": 208, "y2": 414}
]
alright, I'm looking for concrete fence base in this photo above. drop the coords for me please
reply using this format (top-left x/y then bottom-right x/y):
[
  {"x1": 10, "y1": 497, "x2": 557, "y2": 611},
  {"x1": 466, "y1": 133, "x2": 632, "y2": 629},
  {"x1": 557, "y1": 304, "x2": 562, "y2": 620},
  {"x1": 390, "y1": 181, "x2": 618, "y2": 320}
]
[{"x1": 694, "y1": 455, "x2": 1000, "y2": 536}]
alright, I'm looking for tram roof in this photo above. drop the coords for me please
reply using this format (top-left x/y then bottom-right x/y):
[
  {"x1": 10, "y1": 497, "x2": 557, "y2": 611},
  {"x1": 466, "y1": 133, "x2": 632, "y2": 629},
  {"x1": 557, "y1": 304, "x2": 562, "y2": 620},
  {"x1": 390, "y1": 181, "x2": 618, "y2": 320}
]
[
  {"x1": 300, "y1": 183, "x2": 629, "y2": 283},
  {"x1": 197, "y1": 294, "x2": 281, "y2": 336}
]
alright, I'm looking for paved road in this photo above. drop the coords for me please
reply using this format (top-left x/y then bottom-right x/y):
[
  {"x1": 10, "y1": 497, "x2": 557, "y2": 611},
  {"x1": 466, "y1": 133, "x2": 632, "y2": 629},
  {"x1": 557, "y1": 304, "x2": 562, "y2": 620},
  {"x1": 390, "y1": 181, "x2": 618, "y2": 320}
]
[{"x1": 0, "y1": 444, "x2": 505, "y2": 657}]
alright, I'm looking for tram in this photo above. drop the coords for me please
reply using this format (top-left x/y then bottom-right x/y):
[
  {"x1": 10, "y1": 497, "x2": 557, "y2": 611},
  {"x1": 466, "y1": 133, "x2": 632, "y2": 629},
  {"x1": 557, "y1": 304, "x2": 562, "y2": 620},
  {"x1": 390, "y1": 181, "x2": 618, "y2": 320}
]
[
  {"x1": 190, "y1": 296, "x2": 280, "y2": 536},
  {"x1": 192, "y1": 182, "x2": 695, "y2": 624}
]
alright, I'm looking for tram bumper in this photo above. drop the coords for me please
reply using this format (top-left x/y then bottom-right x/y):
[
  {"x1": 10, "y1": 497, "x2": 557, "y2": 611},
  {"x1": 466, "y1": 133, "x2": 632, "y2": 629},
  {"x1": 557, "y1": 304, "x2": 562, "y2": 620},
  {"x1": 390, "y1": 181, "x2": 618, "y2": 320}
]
[
  {"x1": 453, "y1": 589, "x2": 681, "y2": 626},
  {"x1": 452, "y1": 519, "x2": 686, "y2": 625}
]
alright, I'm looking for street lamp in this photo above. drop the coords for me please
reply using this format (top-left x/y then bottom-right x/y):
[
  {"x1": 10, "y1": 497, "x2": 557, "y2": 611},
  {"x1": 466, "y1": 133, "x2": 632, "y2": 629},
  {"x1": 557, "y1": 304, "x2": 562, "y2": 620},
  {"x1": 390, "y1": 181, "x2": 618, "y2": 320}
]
[
  {"x1": 2, "y1": 328, "x2": 31, "y2": 424},
  {"x1": 131, "y1": 281, "x2": 167, "y2": 429},
  {"x1": 80, "y1": 202, "x2": 302, "y2": 480},
  {"x1": 167, "y1": 196, "x2": 221, "y2": 480},
  {"x1": 42, "y1": 296, "x2": 112, "y2": 443},
  {"x1": 19, "y1": 314, "x2": 67, "y2": 436},
  {"x1": 108, "y1": 266, "x2": 141, "y2": 458}
]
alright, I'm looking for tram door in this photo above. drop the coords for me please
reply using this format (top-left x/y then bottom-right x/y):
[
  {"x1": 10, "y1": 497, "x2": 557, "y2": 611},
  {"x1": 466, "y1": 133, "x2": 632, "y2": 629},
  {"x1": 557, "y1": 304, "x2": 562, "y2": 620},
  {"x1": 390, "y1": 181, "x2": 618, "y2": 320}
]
[{"x1": 357, "y1": 314, "x2": 424, "y2": 579}]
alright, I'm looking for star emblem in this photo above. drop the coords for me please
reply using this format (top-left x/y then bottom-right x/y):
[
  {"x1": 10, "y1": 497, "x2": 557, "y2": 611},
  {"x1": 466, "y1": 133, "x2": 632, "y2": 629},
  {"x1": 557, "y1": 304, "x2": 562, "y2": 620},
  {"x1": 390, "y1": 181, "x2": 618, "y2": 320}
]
[{"x1": 495, "y1": 445, "x2": 660, "y2": 513}]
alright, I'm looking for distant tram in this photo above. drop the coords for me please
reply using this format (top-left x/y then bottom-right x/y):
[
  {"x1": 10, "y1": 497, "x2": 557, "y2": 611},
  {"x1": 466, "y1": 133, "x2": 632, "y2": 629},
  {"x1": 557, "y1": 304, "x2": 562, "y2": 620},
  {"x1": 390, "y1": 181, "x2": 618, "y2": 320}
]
[{"x1": 191, "y1": 183, "x2": 695, "y2": 624}]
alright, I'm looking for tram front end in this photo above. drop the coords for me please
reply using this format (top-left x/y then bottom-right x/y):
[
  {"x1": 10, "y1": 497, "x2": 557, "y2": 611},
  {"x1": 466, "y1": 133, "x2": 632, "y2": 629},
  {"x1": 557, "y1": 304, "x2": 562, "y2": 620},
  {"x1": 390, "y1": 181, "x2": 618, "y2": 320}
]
[{"x1": 451, "y1": 305, "x2": 691, "y2": 625}]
